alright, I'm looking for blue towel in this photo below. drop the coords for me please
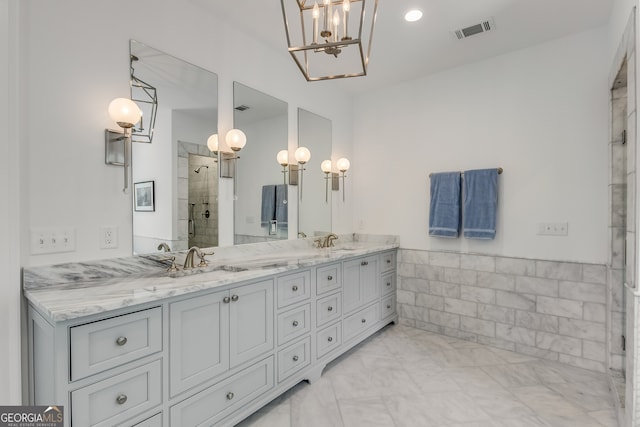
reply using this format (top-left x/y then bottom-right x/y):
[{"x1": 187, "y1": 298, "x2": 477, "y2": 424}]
[
  {"x1": 463, "y1": 168, "x2": 498, "y2": 239},
  {"x1": 275, "y1": 184, "x2": 288, "y2": 225},
  {"x1": 261, "y1": 185, "x2": 276, "y2": 226},
  {"x1": 429, "y1": 172, "x2": 461, "y2": 238}
]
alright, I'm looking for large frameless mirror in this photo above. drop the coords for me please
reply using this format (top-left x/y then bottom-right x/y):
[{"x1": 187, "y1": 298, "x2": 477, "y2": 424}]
[
  {"x1": 130, "y1": 40, "x2": 219, "y2": 254},
  {"x1": 233, "y1": 82, "x2": 289, "y2": 244},
  {"x1": 297, "y1": 108, "x2": 332, "y2": 237}
]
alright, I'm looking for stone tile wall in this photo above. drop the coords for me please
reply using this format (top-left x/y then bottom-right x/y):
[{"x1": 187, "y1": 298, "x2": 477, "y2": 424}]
[{"x1": 397, "y1": 249, "x2": 607, "y2": 373}]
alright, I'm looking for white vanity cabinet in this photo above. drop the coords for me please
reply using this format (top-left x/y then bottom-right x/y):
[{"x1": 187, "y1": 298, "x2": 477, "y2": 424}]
[{"x1": 26, "y1": 248, "x2": 397, "y2": 427}]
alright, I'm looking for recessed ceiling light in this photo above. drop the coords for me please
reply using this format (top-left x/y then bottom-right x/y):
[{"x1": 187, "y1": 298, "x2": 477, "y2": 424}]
[{"x1": 404, "y1": 9, "x2": 423, "y2": 22}]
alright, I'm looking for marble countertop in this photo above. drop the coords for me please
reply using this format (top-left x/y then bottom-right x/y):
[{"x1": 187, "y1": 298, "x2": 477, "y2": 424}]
[{"x1": 23, "y1": 234, "x2": 399, "y2": 322}]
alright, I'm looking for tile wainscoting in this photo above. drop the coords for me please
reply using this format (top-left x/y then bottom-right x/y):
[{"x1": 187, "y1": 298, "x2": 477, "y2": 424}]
[{"x1": 397, "y1": 249, "x2": 608, "y2": 373}]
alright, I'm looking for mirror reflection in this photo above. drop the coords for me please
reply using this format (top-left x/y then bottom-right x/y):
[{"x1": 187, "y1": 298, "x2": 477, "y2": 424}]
[
  {"x1": 298, "y1": 109, "x2": 332, "y2": 237},
  {"x1": 233, "y1": 82, "x2": 289, "y2": 244},
  {"x1": 130, "y1": 40, "x2": 219, "y2": 254}
]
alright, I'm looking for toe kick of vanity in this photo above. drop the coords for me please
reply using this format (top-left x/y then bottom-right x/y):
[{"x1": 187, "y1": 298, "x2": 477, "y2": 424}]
[{"x1": 25, "y1": 246, "x2": 398, "y2": 427}]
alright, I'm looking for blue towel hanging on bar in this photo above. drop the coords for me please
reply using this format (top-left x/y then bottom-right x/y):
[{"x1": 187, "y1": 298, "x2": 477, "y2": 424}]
[
  {"x1": 463, "y1": 168, "x2": 499, "y2": 239},
  {"x1": 428, "y1": 172, "x2": 461, "y2": 238}
]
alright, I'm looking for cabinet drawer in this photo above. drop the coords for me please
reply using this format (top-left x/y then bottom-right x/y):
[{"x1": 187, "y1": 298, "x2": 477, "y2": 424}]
[
  {"x1": 316, "y1": 292, "x2": 341, "y2": 327},
  {"x1": 317, "y1": 322, "x2": 342, "y2": 358},
  {"x1": 132, "y1": 413, "x2": 162, "y2": 427},
  {"x1": 277, "y1": 304, "x2": 311, "y2": 345},
  {"x1": 277, "y1": 337, "x2": 311, "y2": 382},
  {"x1": 380, "y1": 251, "x2": 396, "y2": 273},
  {"x1": 316, "y1": 263, "x2": 341, "y2": 295},
  {"x1": 381, "y1": 294, "x2": 396, "y2": 319},
  {"x1": 277, "y1": 271, "x2": 311, "y2": 308},
  {"x1": 381, "y1": 272, "x2": 396, "y2": 296},
  {"x1": 70, "y1": 307, "x2": 162, "y2": 381},
  {"x1": 71, "y1": 359, "x2": 162, "y2": 427},
  {"x1": 343, "y1": 304, "x2": 380, "y2": 342},
  {"x1": 170, "y1": 356, "x2": 274, "y2": 427}
]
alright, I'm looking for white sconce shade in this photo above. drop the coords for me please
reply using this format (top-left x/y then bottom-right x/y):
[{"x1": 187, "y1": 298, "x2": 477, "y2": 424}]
[
  {"x1": 336, "y1": 157, "x2": 350, "y2": 172},
  {"x1": 295, "y1": 146, "x2": 311, "y2": 164},
  {"x1": 321, "y1": 160, "x2": 332, "y2": 173},
  {"x1": 207, "y1": 134, "x2": 219, "y2": 152},
  {"x1": 277, "y1": 150, "x2": 290, "y2": 166},
  {"x1": 226, "y1": 129, "x2": 247, "y2": 151},
  {"x1": 108, "y1": 98, "x2": 141, "y2": 128}
]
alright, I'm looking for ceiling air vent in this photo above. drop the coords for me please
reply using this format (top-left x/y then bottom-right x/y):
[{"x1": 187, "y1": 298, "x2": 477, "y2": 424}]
[
  {"x1": 452, "y1": 18, "x2": 495, "y2": 40},
  {"x1": 235, "y1": 105, "x2": 250, "y2": 111}
]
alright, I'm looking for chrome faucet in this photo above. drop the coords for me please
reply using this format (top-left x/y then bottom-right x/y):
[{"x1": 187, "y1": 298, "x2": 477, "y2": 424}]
[
  {"x1": 157, "y1": 242, "x2": 171, "y2": 252},
  {"x1": 183, "y1": 246, "x2": 214, "y2": 269}
]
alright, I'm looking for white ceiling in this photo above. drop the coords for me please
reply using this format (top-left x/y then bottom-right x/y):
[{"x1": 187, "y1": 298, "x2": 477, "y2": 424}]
[{"x1": 202, "y1": 0, "x2": 614, "y2": 94}]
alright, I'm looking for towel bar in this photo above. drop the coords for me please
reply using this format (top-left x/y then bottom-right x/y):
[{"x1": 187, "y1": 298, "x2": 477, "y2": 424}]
[{"x1": 429, "y1": 167, "x2": 503, "y2": 178}]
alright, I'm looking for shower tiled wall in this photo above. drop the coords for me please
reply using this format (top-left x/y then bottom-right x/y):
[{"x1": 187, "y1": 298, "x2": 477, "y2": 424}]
[
  {"x1": 188, "y1": 154, "x2": 218, "y2": 248},
  {"x1": 397, "y1": 249, "x2": 607, "y2": 373}
]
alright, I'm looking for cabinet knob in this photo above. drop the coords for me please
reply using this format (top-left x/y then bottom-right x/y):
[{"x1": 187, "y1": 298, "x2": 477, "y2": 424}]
[
  {"x1": 292, "y1": 285, "x2": 298, "y2": 292},
  {"x1": 116, "y1": 394, "x2": 128, "y2": 405},
  {"x1": 223, "y1": 296, "x2": 231, "y2": 304},
  {"x1": 327, "y1": 306, "x2": 333, "y2": 312},
  {"x1": 327, "y1": 275, "x2": 333, "y2": 281},
  {"x1": 231, "y1": 295, "x2": 239, "y2": 302},
  {"x1": 361, "y1": 318, "x2": 366, "y2": 323},
  {"x1": 387, "y1": 259, "x2": 391, "y2": 264},
  {"x1": 116, "y1": 336, "x2": 128, "y2": 346},
  {"x1": 387, "y1": 305, "x2": 391, "y2": 309},
  {"x1": 227, "y1": 392, "x2": 234, "y2": 400},
  {"x1": 361, "y1": 261, "x2": 368, "y2": 266},
  {"x1": 386, "y1": 282, "x2": 391, "y2": 287},
  {"x1": 293, "y1": 355, "x2": 299, "y2": 362},
  {"x1": 292, "y1": 320, "x2": 299, "y2": 327},
  {"x1": 327, "y1": 336, "x2": 333, "y2": 342}
]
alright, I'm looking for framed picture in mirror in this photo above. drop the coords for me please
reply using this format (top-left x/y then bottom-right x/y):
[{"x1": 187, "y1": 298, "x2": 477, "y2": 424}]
[{"x1": 134, "y1": 181, "x2": 155, "y2": 212}]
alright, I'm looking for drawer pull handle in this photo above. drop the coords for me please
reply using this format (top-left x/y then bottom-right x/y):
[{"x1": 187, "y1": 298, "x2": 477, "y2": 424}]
[
  {"x1": 361, "y1": 318, "x2": 366, "y2": 323},
  {"x1": 116, "y1": 394, "x2": 128, "y2": 405},
  {"x1": 293, "y1": 355, "x2": 299, "y2": 362},
  {"x1": 361, "y1": 261, "x2": 368, "y2": 266},
  {"x1": 386, "y1": 282, "x2": 391, "y2": 287},
  {"x1": 292, "y1": 320, "x2": 299, "y2": 327},
  {"x1": 327, "y1": 275, "x2": 333, "y2": 281},
  {"x1": 116, "y1": 337, "x2": 128, "y2": 346},
  {"x1": 231, "y1": 295, "x2": 239, "y2": 302},
  {"x1": 227, "y1": 392, "x2": 234, "y2": 400},
  {"x1": 387, "y1": 304, "x2": 391, "y2": 309},
  {"x1": 327, "y1": 336, "x2": 333, "y2": 342},
  {"x1": 327, "y1": 306, "x2": 333, "y2": 312},
  {"x1": 223, "y1": 296, "x2": 231, "y2": 304},
  {"x1": 292, "y1": 285, "x2": 298, "y2": 292},
  {"x1": 387, "y1": 259, "x2": 391, "y2": 264}
]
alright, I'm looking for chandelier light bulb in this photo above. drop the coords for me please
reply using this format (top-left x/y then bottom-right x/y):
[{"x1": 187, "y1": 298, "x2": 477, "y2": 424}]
[{"x1": 295, "y1": 146, "x2": 311, "y2": 164}]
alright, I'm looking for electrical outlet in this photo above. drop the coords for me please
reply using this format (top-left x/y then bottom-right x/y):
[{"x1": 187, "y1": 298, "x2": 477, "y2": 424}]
[{"x1": 100, "y1": 226, "x2": 118, "y2": 249}]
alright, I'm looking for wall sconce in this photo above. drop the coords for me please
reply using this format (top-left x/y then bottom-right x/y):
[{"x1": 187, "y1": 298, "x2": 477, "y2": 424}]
[
  {"x1": 277, "y1": 150, "x2": 290, "y2": 186},
  {"x1": 336, "y1": 157, "x2": 350, "y2": 202},
  {"x1": 321, "y1": 160, "x2": 332, "y2": 203},
  {"x1": 106, "y1": 97, "x2": 142, "y2": 193},
  {"x1": 220, "y1": 129, "x2": 247, "y2": 179},
  {"x1": 295, "y1": 146, "x2": 311, "y2": 200}
]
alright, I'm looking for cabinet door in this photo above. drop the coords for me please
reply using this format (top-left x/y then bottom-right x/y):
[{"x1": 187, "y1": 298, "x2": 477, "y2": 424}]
[
  {"x1": 342, "y1": 259, "x2": 362, "y2": 314},
  {"x1": 169, "y1": 291, "x2": 230, "y2": 397},
  {"x1": 360, "y1": 255, "x2": 380, "y2": 306},
  {"x1": 230, "y1": 280, "x2": 274, "y2": 368}
]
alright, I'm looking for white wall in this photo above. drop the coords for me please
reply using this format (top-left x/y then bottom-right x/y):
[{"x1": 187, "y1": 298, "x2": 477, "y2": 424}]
[{"x1": 352, "y1": 27, "x2": 609, "y2": 264}]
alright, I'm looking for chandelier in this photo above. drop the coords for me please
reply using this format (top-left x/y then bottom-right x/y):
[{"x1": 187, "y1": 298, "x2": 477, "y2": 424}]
[{"x1": 280, "y1": 0, "x2": 379, "y2": 81}]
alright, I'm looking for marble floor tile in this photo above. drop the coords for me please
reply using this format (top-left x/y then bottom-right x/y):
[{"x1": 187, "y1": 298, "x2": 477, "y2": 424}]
[{"x1": 235, "y1": 324, "x2": 618, "y2": 427}]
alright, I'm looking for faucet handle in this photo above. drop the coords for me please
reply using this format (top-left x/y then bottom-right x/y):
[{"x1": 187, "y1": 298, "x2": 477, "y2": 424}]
[
  {"x1": 313, "y1": 238, "x2": 323, "y2": 249},
  {"x1": 198, "y1": 250, "x2": 215, "y2": 267},
  {"x1": 163, "y1": 256, "x2": 179, "y2": 272}
]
